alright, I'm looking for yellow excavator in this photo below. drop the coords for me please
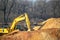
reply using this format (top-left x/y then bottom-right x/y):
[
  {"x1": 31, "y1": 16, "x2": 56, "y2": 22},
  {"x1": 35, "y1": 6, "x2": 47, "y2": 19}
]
[
  {"x1": 0, "y1": 13, "x2": 43, "y2": 34},
  {"x1": 0, "y1": 13, "x2": 31, "y2": 33}
]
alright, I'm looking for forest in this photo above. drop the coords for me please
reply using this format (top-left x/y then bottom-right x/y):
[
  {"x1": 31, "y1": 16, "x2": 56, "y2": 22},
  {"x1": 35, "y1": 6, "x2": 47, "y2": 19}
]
[{"x1": 0, "y1": 0, "x2": 60, "y2": 23}]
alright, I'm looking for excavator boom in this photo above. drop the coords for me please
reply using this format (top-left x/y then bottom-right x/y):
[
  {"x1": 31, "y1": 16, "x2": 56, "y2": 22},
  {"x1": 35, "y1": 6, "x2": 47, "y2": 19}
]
[{"x1": 10, "y1": 13, "x2": 31, "y2": 31}]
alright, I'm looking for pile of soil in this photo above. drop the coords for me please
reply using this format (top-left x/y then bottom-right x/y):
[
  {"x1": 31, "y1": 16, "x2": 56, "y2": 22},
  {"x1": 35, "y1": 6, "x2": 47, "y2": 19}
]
[
  {"x1": 0, "y1": 28, "x2": 60, "y2": 40},
  {"x1": 41, "y1": 18, "x2": 60, "y2": 29}
]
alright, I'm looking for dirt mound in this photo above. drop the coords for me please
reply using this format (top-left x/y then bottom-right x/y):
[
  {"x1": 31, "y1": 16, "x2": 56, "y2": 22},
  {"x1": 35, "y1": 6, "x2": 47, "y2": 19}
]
[
  {"x1": 41, "y1": 18, "x2": 60, "y2": 29},
  {"x1": 1, "y1": 28, "x2": 60, "y2": 40}
]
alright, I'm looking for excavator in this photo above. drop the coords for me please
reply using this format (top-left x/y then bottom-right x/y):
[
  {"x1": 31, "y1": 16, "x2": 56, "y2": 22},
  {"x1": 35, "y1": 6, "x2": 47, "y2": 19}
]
[
  {"x1": 0, "y1": 13, "x2": 31, "y2": 33},
  {"x1": 0, "y1": 13, "x2": 43, "y2": 34}
]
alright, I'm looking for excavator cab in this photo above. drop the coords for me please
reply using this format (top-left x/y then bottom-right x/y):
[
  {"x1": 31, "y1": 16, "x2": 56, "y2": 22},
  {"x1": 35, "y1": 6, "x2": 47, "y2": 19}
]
[{"x1": 0, "y1": 13, "x2": 31, "y2": 33}]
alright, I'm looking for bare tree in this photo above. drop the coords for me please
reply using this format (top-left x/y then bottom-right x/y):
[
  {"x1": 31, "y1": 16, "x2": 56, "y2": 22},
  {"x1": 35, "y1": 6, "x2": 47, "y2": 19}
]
[{"x1": 3, "y1": 0, "x2": 8, "y2": 24}]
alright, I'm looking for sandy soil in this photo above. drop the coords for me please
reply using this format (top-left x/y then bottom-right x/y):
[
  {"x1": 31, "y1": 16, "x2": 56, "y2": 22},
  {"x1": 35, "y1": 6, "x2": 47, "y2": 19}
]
[
  {"x1": 41, "y1": 18, "x2": 60, "y2": 29},
  {"x1": 0, "y1": 28, "x2": 60, "y2": 40}
]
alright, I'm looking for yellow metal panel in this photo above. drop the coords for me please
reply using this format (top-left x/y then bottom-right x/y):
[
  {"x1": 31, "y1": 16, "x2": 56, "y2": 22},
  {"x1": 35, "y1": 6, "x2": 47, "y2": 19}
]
[{"x1": 0, "y1": 28, "x2": 8, "y2": 33}]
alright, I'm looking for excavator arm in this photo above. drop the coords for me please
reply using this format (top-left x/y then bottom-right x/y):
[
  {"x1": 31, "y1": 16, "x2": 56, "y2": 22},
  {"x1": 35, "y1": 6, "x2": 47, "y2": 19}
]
[{"x1": 10, "y1": 13, "x2": 31, "y2": 31}]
